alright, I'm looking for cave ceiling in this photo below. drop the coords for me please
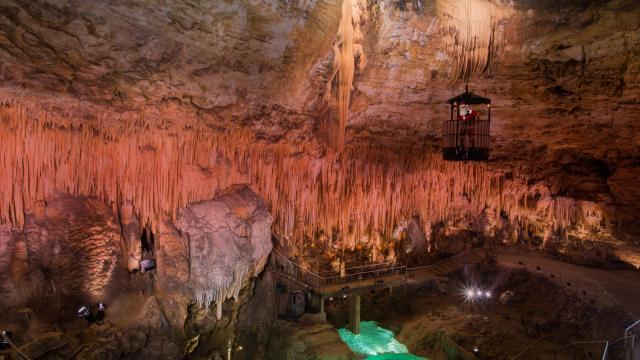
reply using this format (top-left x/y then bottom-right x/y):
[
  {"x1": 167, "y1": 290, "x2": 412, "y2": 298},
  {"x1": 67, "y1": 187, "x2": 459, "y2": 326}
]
[{"x1": 0, "y1": 0, "x2": 639, "y2": 246}]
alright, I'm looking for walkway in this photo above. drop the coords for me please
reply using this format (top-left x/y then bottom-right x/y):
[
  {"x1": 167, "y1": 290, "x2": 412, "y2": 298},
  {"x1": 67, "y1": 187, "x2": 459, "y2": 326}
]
[
  {"x1": 495, "y1": 248, "x2": 640, "y2": 319},
  {"x1": 270, "y1": 248, "x2": 488, "y2": 297}
]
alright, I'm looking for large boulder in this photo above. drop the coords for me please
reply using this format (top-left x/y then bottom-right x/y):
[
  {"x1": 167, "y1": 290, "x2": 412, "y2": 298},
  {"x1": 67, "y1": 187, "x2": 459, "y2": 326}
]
[{"x1": 177, "y1": 185, "x2": 273, "y2": 319}]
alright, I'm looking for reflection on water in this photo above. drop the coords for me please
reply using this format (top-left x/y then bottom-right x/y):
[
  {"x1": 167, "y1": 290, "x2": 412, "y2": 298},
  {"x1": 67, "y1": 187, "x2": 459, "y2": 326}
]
[{"x1": 338, "y1": 321, "x2": 427, "y2": 360}]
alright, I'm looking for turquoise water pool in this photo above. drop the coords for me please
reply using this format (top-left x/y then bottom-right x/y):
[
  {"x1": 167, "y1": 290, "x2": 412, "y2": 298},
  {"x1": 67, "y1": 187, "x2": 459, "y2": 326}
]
[{"x1": 337, "y1": 321, "x2": 426, "y2": 360}]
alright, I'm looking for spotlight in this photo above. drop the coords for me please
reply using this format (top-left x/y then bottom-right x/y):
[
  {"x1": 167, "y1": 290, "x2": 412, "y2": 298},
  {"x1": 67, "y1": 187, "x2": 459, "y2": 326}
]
[
  {"x1": 95, "y1": 303, "x2": 107, "y2": 323},
  {"x1": 473, "y1": 346, "x2": 479, "y2": 353},
  {"x1": 329, "y1": 297, "x2": 334, "y2": 301},
  {"x1": 0, "y1": 330, "x2": 12, "y2": 350},
  {"x1": 466, "y1": 289, "x2": 475, "y2": 299},
  {"x1": 485, "y1": 291, "x2": 491, "y2": 298},
  {"x1": 342, "y1": 294, "x2": 347, "y2": 298},
  {"x1": 77, "y1": 306, "x2": 91, "y2": 318},
  {"x1": 476, "y1": 290, "x2": 483, "y2": 297},
  {"x1": 76, "y1": 305, "x2": 95, "y2": 323}
]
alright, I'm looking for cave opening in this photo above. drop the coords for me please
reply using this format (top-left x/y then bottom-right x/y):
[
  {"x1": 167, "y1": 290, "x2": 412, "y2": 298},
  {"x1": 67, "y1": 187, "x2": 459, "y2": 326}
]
[{"x1": 140, "y1": 225, "x2": 155, "y2": 256}]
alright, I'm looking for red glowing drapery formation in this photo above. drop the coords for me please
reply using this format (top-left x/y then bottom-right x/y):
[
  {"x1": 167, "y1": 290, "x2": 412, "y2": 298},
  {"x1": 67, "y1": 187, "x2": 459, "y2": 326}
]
[{"x1": 0, "y1": 102, "x2": 608, "y2": 253}]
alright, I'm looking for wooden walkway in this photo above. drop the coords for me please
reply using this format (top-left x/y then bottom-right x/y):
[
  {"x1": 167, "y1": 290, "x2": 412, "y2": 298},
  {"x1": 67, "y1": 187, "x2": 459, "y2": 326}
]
[{"x1": 270, "y1": 248, "x2": 488, "y2": 297}]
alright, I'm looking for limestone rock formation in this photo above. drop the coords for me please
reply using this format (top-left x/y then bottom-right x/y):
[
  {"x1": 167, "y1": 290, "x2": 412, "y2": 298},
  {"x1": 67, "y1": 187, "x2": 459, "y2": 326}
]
[
  {"x1": 0, "y1": 1, "x2": 636, "y2": 264},
  {"x1": 266, "y1": 320, "x2": 356, "y2": 360},
  {"x1": 21, "y1": 192, "x2": 124, "y2": 312},
  {"x1": 0, "y1": 186, "x2": 276, "y2": 359},
  {"x1": 177, "y1": 184, "x2": 274, "y2": 319},
  {"x1": 119, "y1": 202, "x2": 142, "y2": 272}
]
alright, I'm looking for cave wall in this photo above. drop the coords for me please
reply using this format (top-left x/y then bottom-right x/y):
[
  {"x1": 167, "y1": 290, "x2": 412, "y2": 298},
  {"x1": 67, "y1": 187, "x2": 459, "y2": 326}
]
[
  {"x1": 0, "y1": 184, "x2": 274, "y2": 358},
  {"x1": 0, "y1": 0, "x2": 638, "y2": 258},
  {"x1": 0, "y1": 101, "x2": 617, "y2": 262}
]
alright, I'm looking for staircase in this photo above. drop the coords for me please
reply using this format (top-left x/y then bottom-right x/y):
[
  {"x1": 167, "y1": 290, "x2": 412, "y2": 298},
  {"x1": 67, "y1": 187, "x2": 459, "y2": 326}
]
[{"x1": 422, "y1": 248, "x2": 487, "y2": 277}]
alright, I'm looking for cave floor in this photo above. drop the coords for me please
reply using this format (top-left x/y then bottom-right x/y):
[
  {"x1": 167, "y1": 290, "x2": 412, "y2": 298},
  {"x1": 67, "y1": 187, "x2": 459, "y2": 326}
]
[
  {"x1": 322, "y1": 251, "x2": 636, "y2": 360},
  {"x1": 495, "y1": 248, "x2": 640, "y2": 317}
]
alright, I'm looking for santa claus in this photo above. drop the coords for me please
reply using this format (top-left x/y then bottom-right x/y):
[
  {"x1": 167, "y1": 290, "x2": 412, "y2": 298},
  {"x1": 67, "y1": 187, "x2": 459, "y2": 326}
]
[{"x1": 457, "y1": 102, "x2": 479, "y2": 147}]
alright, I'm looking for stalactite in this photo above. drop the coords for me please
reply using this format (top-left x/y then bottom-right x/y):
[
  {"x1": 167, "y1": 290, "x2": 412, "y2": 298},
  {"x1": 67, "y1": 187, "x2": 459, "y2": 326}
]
[
  {"x1": 323, "y1": 0, "x2": 366, "y2": 151},
  {"x1": 436, "y1": 0, "x2": 513, "y2": 82},
  {"x1": 0, "y1": 101, "x2": 611, "y2": 255}
]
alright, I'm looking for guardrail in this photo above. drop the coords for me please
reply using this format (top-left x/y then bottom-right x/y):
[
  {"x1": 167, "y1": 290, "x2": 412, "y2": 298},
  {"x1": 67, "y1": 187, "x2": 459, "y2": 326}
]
[
  {"x1": 408, "y1": 247, "x2": 487, "y2": 271},
  {"x1": 271, "y1": 250, "x2": 323, "y2": 289},
  {"x1": 318, "y1": 261, "x2": 396, "y2": 277},
  {"x1": 271, "y1": 248, "x2": 486, "y2": 293},
  {"x1": 322, "y1": 265, "x2": 408, "y2": 286},
  {"x1": 503, "y1": 257, "x2": 620, "y2": 309},
  {"x1": 512, "y1": 335, "x2": 610, "y2": 360},
  {"x1": 624, "y1": 319, "x2": 640, "y2": 358},
  {"x1": 271, "y1": 250, "x2": 408, "y2": 291},
  {"x1": 553, "y1": 340, "x2": 609, "y2": 360}
]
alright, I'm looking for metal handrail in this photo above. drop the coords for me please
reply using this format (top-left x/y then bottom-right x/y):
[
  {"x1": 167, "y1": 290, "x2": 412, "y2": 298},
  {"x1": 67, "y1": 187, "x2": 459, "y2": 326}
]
[
  {"x1": 513, "y1": 335, "x2": 610, "y2": 360},
  {"x1": 272, "y1": 248, "x2": 486, "y2": 291},
  {"x1": 503, "y1": 255, "x2": 622, "y2": 311},
  {"x1": 624, "y1": 319, "x2": 640, "y2": 353},
  {"x1": 321, "y1": 265, "x2": 408, "y2": 285},
  {"x1": 272, "y1": 250, "x2": 322, "y2": 278},
  {"x1": 511, "y1": 333, "x2": 558, "y2": 359},
  {"x1": 318, "y1": 261, "x2": 396, "y2": 276},
  {"x1": 626, "y1": 319, "x2": 640, "y2": 333},
  {"x1": 408, "y1": 247, "x2": 486, "y2": 271},
  {"x1": 554, "y1": 340, "x2": 609, "y2": 360}
]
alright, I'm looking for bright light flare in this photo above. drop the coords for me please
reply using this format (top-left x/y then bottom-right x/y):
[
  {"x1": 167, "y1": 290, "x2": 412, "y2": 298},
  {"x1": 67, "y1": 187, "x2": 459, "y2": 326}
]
[{"x1": 462, "y1": 285, "x2": 493, "y2": 302}]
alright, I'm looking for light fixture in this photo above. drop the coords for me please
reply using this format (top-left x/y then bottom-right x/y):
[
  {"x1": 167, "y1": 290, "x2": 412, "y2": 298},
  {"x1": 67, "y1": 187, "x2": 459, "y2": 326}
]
[
  {"x1": 77, "y1": 306, "x2": 90, "y2": 318},
  {"x1": 0, "y1": 330, "x2": 11, "y2": 350},
  {"x1": 463, "y1": 285, "x2": 493, "y2": 302},
  {"x1": 96, "y1": 303, "x2": 107, "y2": 323}
]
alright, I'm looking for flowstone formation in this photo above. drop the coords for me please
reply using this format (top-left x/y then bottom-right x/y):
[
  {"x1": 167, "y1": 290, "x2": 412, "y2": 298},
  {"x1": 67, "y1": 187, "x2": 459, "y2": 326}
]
[
  {"x1": 177, "y1": 185, "x2": 273, "y2": 319},
  {"x1": 0, "y1": 192, "x2": 124, "y2": 314}
]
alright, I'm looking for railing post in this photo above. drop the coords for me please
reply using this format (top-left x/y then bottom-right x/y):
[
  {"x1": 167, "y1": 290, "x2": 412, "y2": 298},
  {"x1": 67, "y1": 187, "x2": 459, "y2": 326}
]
[{"x1": 625, "y1": 330, "x2": 628, "y2": 350}]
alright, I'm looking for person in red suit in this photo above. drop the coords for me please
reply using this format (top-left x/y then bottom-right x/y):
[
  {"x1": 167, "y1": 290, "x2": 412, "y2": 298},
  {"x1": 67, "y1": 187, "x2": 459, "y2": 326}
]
[{"x1": 458, "y1": 103, "x2": 479, "y2": 148}]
